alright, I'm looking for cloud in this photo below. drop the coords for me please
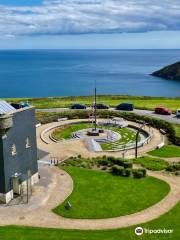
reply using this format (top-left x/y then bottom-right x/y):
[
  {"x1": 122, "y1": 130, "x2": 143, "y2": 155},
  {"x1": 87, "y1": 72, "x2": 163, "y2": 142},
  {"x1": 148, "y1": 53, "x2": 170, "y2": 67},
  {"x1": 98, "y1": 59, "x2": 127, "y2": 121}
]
[{"x1": 0, "y1": 0, "x2": 180, "y2": 37}]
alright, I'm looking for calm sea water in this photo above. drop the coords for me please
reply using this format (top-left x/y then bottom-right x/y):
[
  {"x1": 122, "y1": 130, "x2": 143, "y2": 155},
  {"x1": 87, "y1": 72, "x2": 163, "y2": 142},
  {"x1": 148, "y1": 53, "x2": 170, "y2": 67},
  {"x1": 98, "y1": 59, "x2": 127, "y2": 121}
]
[{"x1": 0, "y1": 49, "x2": 180, "y2": 98}]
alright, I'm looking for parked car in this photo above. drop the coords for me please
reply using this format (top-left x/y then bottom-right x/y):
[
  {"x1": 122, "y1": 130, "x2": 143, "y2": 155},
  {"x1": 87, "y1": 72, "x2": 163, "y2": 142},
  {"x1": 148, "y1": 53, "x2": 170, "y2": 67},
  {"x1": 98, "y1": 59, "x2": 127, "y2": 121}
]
[
  {"x1": 176, "y1": 109, "x2": 180, "y2": 117},
  {"x1": 93, "y1": 103, "x2": 109, "y2": 109},
  {"x1": 11, "y1": 103, "x2": 22, "y2": 109},
  {"x1": 155, "y1": 107, "x2": 172, "y2": 115},
  {"x1": 116, "y1": 103, "x2": 134, "y2": 111},
  {"x1": 70, "y1": 103, "x2": 86, "y2": 109}
]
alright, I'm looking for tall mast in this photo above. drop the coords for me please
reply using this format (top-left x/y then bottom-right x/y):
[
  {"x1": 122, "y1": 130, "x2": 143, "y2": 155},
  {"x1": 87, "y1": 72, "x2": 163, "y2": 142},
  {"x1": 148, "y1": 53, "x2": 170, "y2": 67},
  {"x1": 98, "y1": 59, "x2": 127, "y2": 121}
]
[{"x1": 94, "y1": 80, "x2": 97, "y2": 131}]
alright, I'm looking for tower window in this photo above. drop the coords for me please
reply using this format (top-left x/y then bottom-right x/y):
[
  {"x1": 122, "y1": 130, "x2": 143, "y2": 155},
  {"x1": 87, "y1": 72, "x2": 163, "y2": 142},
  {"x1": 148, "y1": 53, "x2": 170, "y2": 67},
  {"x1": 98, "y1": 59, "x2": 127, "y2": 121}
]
[
  {"x1": 11, "y1": 144, "x2": 17, "y2": 156},
  {"x1": 26, "y1": 137, "x2": 31, "y2": 148}
]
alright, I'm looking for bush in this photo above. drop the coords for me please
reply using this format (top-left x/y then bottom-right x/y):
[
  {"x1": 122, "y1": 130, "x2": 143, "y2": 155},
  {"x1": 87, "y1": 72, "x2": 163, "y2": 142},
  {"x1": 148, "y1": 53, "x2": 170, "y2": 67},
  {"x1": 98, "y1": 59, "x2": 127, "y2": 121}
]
[
  {"x1": 98, "y1": 159, "x2": 110, "y2": 166},
  {"x1": 111, "y1": 158, "x2": 124, "y2": 166},
  {"x1": 166, "y1": 164, "x2": 180, "y2": 172},
  {"x1": 112, "y1": 165, "x2": 124, "y2": 176},
  {"x1": 124, "y1": 168, "x2": 132, "y2": 177},
  {"x1": 139, "y1": 168, "x2": 147, "y2": 177},
  {"x1": 107, "y1": 156, "x2": 116, "y2": 163},
  {"x1": 123, "y1": 160, "x2": 133, "y2": 169},
  {"x1": 133, "y1": 169, "x2": 144, "y2": 179},
  {"x1": 80, "y1": 162, "x2": 89, "y2": 168}
]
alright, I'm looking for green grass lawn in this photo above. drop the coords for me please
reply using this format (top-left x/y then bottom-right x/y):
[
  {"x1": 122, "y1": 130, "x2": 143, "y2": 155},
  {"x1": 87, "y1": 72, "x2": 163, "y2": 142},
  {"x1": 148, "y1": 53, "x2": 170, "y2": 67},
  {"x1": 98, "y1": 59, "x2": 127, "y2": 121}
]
[
  {"x1": 5, "y1": 95, "x2": 180, "y2": 112},
  {"x1": 53, "y1": 166, "x2": 170, "y2": 219},
  {"x1": 101, "y1": 127, "x2": 137, "y2": 150},
  {"x1": 52, "y1": 122, "x2": 92, "y2": 140},
  {"x1": 1, "y1": 201, "x2": 180, "y2": 239},
  {"x1": 134, "y1": 156, "x2": 169, "y2": 171},
  {"x1": 149, "y1": 145, "x2": 180, "y2": 158}
]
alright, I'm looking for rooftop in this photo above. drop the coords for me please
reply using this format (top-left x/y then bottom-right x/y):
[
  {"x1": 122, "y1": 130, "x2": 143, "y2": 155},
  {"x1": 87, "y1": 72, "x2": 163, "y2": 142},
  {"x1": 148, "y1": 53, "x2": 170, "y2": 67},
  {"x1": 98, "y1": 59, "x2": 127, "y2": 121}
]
[
  {"x1": 0, "y1": 100, "x2": 15, "y2": 115},
  {"x1": 0, "y1": 100, "x2": 33, "y2": 116}
]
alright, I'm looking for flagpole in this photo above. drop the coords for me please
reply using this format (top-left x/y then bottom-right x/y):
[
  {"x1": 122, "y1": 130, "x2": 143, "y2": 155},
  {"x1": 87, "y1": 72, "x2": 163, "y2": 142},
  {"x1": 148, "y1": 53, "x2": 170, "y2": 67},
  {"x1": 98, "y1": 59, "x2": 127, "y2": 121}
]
[{"x1": 94, "y1": 80, "x2": 97, "y2": 131}]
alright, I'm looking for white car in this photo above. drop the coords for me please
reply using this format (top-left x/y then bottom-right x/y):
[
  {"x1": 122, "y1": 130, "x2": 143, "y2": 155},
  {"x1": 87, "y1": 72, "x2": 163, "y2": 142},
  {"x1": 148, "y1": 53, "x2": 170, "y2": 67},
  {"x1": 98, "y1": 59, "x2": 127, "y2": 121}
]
[{"x1": 176, "y1": 109, "x2": 180, "y2": 117}]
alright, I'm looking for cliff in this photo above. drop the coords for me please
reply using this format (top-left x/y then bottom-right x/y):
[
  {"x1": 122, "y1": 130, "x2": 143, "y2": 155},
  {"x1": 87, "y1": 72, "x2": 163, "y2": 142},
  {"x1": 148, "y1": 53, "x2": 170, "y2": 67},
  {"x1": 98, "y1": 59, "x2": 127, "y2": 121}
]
[{"x1": 152, "y1": 61, "x2": 180, "y2": 80}]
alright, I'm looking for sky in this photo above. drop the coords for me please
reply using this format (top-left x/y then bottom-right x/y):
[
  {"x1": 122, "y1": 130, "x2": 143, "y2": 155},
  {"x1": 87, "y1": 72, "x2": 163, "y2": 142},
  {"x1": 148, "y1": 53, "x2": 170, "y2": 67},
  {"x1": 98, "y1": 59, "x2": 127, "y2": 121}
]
[{"x1": 0, "y1": 0, "x2": 180, "y2": 49}]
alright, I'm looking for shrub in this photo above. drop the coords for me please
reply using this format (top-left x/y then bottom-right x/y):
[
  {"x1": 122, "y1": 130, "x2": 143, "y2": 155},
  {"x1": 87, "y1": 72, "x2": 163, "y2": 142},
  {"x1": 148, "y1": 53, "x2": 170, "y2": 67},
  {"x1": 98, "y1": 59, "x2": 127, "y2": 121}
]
[
  {"x1": 80, "y1": 162, "x2": 88, "y2": 168},
  {"x1": 111, "y1": 158, "x2": 124, "y2": 166},
  {"x1": 98, "y1": 159, "x2": 110, "y2": 166},
  {"x1": 139, "y1": 168, "x2": 147, "y2": 177},
  {"x1": 124, "y1": 168, "x2": 132, "y2": 177},
  {"x1": 166, "y1": 164, "x2": 180, "y2": 172},
  {"x1": 112, "y1": 165, "x2": 124, "y2": 176},
  {"x1": 107, "y1": 156, "x2": 116, "y2": 163},
  {"x1": 133, "y1": 169, "x2": 144, "y2": 179},
  {"x1": 123, "y1": 160, "x2": 133, "y2": 169}
]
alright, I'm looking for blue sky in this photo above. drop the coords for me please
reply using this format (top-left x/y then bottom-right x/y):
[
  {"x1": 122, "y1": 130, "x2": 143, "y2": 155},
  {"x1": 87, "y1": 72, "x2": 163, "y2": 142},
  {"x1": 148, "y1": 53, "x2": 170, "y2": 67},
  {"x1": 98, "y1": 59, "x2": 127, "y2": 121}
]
[
  {"x1": 0, "y1": 0, "x2": 180, "y2": 49},
  {"x1": 0, "y1": 0, "x2": 43, "y2": 6}
]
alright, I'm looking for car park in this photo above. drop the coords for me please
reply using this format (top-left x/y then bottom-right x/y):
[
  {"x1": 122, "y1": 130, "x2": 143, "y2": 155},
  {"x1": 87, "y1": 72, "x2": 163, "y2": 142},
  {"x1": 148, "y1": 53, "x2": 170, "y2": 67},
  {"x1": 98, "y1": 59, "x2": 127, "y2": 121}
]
[
  {"x1": 116, "y1": 103, "x2": 134, "y2": 111},
  {"x1": 155, "y1": 107, "x2": 172, "y2": 115},
  {"x1": 71, "y1": 103, "x2": 87, "y2": 109}
]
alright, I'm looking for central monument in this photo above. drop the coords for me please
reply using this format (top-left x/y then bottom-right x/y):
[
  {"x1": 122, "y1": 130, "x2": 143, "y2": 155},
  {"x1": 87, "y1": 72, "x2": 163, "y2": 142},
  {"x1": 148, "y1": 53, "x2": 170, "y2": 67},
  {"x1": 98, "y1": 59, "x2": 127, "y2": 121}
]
[{"x1": 87, "y1": 81, "x2": 104, "y2": 136}]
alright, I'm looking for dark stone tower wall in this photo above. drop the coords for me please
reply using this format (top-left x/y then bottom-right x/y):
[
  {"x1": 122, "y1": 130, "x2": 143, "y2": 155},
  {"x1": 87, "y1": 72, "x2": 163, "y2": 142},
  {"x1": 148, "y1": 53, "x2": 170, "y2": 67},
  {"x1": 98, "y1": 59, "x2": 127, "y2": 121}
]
[{"x1": 0, "y1": 108, "x2": 38, "y2": 194}]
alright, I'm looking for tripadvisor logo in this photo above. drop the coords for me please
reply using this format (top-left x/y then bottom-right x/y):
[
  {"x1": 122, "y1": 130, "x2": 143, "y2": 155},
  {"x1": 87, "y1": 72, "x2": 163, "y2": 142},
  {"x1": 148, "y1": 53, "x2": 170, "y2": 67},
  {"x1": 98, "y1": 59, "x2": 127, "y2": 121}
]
[
  {"x1": 135, "y1": 227, "x2": 173, "y2": 236},
  {"x1": 135, "y1": 227, "x2": 143, "y2": 236}
]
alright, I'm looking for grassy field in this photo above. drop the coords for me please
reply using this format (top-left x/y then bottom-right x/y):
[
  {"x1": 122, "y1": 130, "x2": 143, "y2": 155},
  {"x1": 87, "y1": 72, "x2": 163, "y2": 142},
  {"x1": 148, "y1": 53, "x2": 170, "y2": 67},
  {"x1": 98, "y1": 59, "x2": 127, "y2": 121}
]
[
  {"x1": 134, "y1": 156, "x2": 169, "y2": 171},
  {"x1": 1, "y1": 201, "x2": 180, "y2": 239},
  {"x1": 52, "y1": 122, "x2": 92, "y2": 140},
  {"x1": 149, "y1": 145, "x2": 180, "y2": 158},
  {"x1": 53, "y1": 166, "x2": 170, "y2": 219},
  {"x1": 5, "y1": 95, "x2": 180, "y2": 111}
]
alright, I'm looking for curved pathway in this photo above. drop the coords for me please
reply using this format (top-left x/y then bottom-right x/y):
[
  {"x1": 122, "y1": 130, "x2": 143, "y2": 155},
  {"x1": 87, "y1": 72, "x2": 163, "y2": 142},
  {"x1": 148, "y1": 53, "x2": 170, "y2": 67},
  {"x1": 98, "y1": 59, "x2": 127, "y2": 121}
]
[{"x1": 0, "y1": 164, "x2": 180, "y2": 230}]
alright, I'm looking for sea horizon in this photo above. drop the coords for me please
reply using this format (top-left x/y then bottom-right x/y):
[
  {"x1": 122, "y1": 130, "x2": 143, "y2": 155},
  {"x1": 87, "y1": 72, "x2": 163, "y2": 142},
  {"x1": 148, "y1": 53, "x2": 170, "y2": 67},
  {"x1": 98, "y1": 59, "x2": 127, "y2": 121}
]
[{"x1": 0, "y1": 49, "x2": 180, "y2": 98}]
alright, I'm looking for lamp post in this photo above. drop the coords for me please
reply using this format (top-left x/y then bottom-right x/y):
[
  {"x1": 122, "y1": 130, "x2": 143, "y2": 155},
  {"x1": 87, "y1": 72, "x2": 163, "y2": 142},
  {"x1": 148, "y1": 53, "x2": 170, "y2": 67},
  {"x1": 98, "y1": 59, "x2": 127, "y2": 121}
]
[{"x1": 135, "y1": 122, "x2": 147, "y2": 159}]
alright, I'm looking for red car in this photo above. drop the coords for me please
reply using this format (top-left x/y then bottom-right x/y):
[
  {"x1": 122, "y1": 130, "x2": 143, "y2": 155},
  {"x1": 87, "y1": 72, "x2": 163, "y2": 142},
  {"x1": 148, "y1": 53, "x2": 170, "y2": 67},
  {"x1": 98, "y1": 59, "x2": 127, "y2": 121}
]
[{"x1": 155, "y1": 107, "x2": 172, "y2": 115}]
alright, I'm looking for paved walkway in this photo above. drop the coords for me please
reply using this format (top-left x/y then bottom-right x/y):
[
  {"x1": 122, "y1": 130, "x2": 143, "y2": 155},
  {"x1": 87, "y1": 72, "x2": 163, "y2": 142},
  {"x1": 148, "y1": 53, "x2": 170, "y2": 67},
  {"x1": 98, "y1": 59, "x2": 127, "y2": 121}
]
[{"x1": 0, "y1": 163, "x2": 180, "y2": 230}]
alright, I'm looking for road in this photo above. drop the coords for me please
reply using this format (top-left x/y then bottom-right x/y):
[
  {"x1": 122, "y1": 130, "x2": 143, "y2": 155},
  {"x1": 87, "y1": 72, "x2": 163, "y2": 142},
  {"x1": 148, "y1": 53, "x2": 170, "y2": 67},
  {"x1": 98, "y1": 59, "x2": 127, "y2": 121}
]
[{"x1": 36, "y1": 108, "x2": 180, "y2": 124}]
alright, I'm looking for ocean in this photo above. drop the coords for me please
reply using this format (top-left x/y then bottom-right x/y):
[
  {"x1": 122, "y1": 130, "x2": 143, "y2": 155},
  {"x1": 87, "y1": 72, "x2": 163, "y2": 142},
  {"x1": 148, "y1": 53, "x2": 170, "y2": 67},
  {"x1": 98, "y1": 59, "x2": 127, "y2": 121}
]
[{"x1": 0, "y1": 49, "x2": 180, "y2": 98}]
